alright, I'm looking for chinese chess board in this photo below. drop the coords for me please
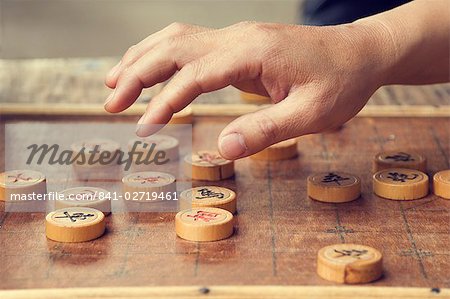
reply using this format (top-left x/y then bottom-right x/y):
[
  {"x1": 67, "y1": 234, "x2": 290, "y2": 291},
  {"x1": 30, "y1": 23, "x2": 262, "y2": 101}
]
[{"x1": 0, "y1": 115, "x2": 449, "y2": 297}]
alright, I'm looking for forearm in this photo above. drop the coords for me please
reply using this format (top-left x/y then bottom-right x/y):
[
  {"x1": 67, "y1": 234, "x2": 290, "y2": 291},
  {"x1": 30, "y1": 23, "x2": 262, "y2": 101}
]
[{"x1": 354, "y1": 0, "x2": 450, "y2": 85}]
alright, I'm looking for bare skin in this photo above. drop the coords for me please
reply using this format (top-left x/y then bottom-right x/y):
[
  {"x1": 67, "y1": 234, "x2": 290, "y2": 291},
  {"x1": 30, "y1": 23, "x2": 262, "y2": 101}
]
[{"x1": 104, "y1": 0, "x2": 449, "y2": 160}]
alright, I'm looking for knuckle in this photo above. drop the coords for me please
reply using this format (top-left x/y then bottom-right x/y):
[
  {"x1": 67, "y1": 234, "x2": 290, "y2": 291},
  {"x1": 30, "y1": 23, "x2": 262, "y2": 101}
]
[
  {"x1": 182, "y1": 62, "x2": 197, "y2": 74},
  {"x1": 234, "y1": 21, "x2": 272, "y2": 34},
  {"x1": 250, "y1": 23, "x2": 277, "y2": 40},
  {"x1": 234, "y1": 21, "x2": 257, "y2": 28},
  {"x1": 303, "y1": 96, "x2": 335, "y2": 132},
  {"x1": 183, "y1": 63, "x2": 204, "y2": 90},
  {"x1": 123, "y1": 45, "x2": 138, "y2": 61},
  {"x1": 183, "y1": 61, "x2": 204, "y2": 78},
  {"x1": 121, "y1": 66, "x2": 143, "y2": 85},
  {"x1": 159, "y1": 36, "x2": 183, "y2": 52},
  {"x1": 255, "y1": 112, "x2": 279, "y2": 142},
  {"x1": 167, "y1": 22, "x2": 189, "y2": 33}
]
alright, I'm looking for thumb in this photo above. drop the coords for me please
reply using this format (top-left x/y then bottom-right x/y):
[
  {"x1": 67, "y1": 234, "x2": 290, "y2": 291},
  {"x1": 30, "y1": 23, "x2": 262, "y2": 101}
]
[{"x1": 218, "y1": 92, "x2": 317, "y2": 160}]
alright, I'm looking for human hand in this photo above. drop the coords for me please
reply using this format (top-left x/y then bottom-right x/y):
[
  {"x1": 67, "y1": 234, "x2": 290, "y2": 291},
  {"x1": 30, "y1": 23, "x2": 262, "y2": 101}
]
[{"x1": 104, "y1": 21, "x2": 391, "y2": 159}]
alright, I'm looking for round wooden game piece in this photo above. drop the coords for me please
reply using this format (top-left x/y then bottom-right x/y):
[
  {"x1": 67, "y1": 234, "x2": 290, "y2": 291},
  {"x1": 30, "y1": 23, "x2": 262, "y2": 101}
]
[
  {"x1": 317, "y1": 243, "x2": 383, "y2": 284},
  {"x1": 240, "y1": 91, "x2": 271, "y2": 104},
  {"x1": 71, "y1": 138, "x2": 121, "y2": 166},
  {"x1": 250, "y1": 139, "x2": 298, "y2": 161},
  {"x1": 175, "y1": 207, "x2": 234, "y2": 242},
  {"x1": 372, "y1": 151, "x2": 427, "y2": 173},
  {"x1": 55, "y1": 187, "x2": 111, "y2": 215},
  {"x1": 128, "y1": 134, "x2": 179, "y2": 163},
  {"x1": 179, "y1": 186, "x2": 237, "y2": 213},
  {"x1": 45, "y1": 207, "x2": 105, "y2": 242},
  {"x1": 433, "y1": 170, "x2": 450, "y2": 199},
  {"x1": 184, "y1": 151, "x2": 234, "y2": 181},
  {"x1": 169, "y1": 106, "x2": 193, "y2": 124},
  {"x1": 0, "y1": 170, "x2": 47, "y2": 202},
  {"x1": 307, "y1": 172, "x2": 361, "y2": 203},
  {"x1": 122, "y1": 171, "x2": 176, "y2": 201},
  {"x1": 373, "y1": 168, "x2": 429, "y2": 200}
]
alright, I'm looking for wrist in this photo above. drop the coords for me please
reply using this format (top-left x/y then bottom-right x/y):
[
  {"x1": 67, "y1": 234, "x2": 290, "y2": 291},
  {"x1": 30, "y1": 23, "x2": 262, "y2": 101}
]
[{"x1": 342, "y1": 18, "x2": 400, "y2": 87}]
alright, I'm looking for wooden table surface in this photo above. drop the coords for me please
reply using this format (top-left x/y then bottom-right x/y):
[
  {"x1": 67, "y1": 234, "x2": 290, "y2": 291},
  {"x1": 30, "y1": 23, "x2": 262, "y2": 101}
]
[{"x1": 0, "y1": 115, "x2": 449, "y2": 298}]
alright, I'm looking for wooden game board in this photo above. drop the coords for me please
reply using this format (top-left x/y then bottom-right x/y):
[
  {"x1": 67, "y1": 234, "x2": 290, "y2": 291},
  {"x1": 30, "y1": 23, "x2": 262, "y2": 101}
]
[
  {"x1": 0, "y1": 115, "x2": 449, "y2": 298},
  {"x1": 1, "y1": 57, "x2": 449, "y2": 127}
]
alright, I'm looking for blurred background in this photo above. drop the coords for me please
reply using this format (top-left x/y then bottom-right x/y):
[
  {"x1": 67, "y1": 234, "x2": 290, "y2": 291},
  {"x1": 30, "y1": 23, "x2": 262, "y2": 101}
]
[
  {"x1": 0, "y1": 0, "x2": 448, "y2": 110},
  {"x1": 0, "y1": 0, "x2": 300, "y2": 58}
]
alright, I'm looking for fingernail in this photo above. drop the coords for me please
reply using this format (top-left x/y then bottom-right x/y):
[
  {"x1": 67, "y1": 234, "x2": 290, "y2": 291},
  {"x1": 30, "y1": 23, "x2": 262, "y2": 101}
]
[
  {"x1": 219, "y1": 133, "x2": 247, "y2": 159},
  {"x1": 104, "y1": 89, "x2": 116, "y2": 108},
  {"x1": 107, "y1": 61, "x2": 121, "y2": 78}
]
